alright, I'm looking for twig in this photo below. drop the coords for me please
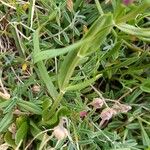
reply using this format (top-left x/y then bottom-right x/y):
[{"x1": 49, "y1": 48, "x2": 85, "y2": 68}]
[
  {"x1": 30, "y1": 0, "x2": 36, "y2": 28},
  {"x1": 0, "y1": 77, "x2": 10, "y2": 99},
  {"x1": 11, "y1": 67, "x2": 24, "y2": 84},
  {"x1": 24, "y1": 129, "x2": 53, "y2": 150},
  {"x1": 79, "y1": 66, "x2": 109, "y2": 108},
  {"x1": 91, "y1": 85, "x2": 109, "y2": 108},
  {"x1": 0, "y1": 77, "x2": 7, "y2": 94},
  {"x1": 0, "y1": 0, "x2": 16, "y2": 9},
  {"x1": 44, "y1": 11, "x2": 80, "y2": 40}
]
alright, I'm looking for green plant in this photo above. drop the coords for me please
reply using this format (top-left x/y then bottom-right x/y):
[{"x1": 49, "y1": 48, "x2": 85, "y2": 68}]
[{"x1": 0, "y1": 0, "x2": 150, "y2": 149}]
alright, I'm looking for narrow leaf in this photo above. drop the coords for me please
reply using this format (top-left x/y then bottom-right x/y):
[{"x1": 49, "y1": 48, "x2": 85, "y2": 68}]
[
  {"x1": 66, "y1": 74, "x2": 102, "y2": 91},
  {"x1": 140, "y1": 79, "x2": 150, "y2": 93},
  {"x1": 15, "y1": 122, "x2": 28, "y2": 145},
  {"x1": 0, "y1": 112, "x2": 13, "y2": 133},
  {"x1": 4, "y1": 131, "x2": 16, "y2": 149},
  {"x1": 42, "y1": 106, "x2": 70, "y2": 127},
  {"x1": 117, "y1": 0, "x2": 150, "y2": 23},
  {"x1": 58, "y1": 14, "x2": 113, "y2": 90},
  {"x1": 33, "y1": 30, "x2": 58, "y2": 99},
  {"x1": 116, "y1": 23, "x2": 150, "y2": 38},
  {"x1": 33, "y1": 39, "x2": 87, "y2": 63},
  {"x1": 17, "y1": 100, "x2": 42, "y2": 115},
  {"x1": 139, "y1": 120, "x2": 150, "y2": 146}
]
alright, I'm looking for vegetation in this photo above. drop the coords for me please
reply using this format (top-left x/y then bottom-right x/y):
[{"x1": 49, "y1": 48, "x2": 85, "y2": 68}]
[{"x1": 0, "y1": 0, "x2": 150, "y2": 149}]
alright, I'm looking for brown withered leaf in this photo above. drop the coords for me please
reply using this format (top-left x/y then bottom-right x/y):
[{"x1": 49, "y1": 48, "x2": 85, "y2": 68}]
[{"x1": 66, "y1": 0, "x2": 73, "y2": 12}]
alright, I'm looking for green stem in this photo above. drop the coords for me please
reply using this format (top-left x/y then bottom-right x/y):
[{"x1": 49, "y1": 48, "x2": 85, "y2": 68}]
[
  {"x1": 48, "y1": 55, "x2": 81, "y2": 116},
  {"x1": 48, "y1": 91, "x2": 64, "y2": 118},
  {"x1": 123, "y1": 40, "x2": 150, "y2": 55},
  {"x1": 49, "y1": 54, "x2": 83, "y2": 116}
]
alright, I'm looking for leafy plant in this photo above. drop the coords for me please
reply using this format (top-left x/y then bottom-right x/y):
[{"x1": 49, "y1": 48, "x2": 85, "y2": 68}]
[{"x1": 0, "y1": 0, "x2": 150, "y2": 149}]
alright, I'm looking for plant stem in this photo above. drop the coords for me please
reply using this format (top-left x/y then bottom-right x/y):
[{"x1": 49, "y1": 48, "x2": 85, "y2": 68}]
[{"x1": 48, "y1": 91, "x2": 64, "y2": 118}]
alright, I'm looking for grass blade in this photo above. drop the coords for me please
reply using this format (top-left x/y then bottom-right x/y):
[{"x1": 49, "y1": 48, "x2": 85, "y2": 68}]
[
  {"x1": 116, "y1": 0, "x2": 150, "y2": 23},
  {"x1": 33, "y1": 30, "x2": 58, "y2": 99},
  {"x1": 116, "y1": 23, "x2": 150, "y2": 38},
  {"x1": 139, "y1": 120, "x2": 150, "y2": 146},
  {"x1": 17, "y1": 99, "x2": 42, "y2": 115},
  {"x1": 0, "y1": 112, "x2": 13, "y2": 133},
  {"x1": 66, "y1": 74, "x2": 102, "y2": 91},
  {"x1": 33, "y1": 39, "x2": 88, "y2": 63},
  {"x1": 15, "y1": 122, "x2": 28, "y2": 145}
]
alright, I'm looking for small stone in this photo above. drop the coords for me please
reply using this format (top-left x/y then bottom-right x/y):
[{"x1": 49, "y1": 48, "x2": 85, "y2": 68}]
[
  {"x1": 53, "y1": 125, "x2": 68, "y2": 140},
  {"x1": 0, "y1": 143, "x2": 9, "y2": 150},
  {"x1": 32, "y1": 85, "x2": 40, "y2": 93}
]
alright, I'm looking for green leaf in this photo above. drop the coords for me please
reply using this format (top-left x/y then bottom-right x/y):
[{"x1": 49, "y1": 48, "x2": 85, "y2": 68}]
[
  {"x1": 79, "y1": 13, "x2": 113, "y2": 56},
  {"x1": 112, "y1": 56, "x2": 139, "y2": 69},
  {"x1": 33, "y1": 40, "x2": 87, "y2": 63},
  {"x1": 79, "y1": 139, "x2": 94, "y2": 145},
  {"x1": 66, "y1": 74, "x2": 102, "y2": 91},
  {"x1": 116, "y1": 0, "x2": 150, "y2": 23},
  {"x1": 62, "y1": 32, "x2": 70, "y2": 43},
  {"x1": 116, "y1": 23, "x2": 150, "y2": 38},
  {"x1": 16, "y1": 116, "x2": 28, "y2": 128},
  {"x1": 30, "y1": 120, "x2": 44, "y2": 140},
  {"x1": 0, "y1": 112, "x2": 13, "y2": 133},
  {"x1": 139, "y1": 120, "x2": 150, "y2": 146},
  {"x1": 126, "y1": 89, "x2": 143, "y2": 103},
  {"x1": 42, "y1": 97, "x2": 52, "y2": 110},
  {"x1": 0, "y1": 101, "x2": 10, "y2": 109},
  {"x1": 42, "y1": 98, "x2": 53, "y2": 121},
  {"x1": 126, "y1": 123, "x2": 140, "y2": 129},
  {"x1": 53, "y1": 37, "x2": 64, "y2": 45},
  {"x1": 42, "y1": 106, "x2": 70, "y2": 127},
  {"x1": 4, "y1": 131, "x2": 16, "y2": 149},
  {"x1": 101, "y1": 41, "x2": 122, "y2": 61},
  {"x1": 140, "y1": 79, "x2": 150, "y2": 93},
  {"x1": 15, "y1": 122, "x2": 28, "y2": 145},
  {"x1": 11, "y1": 26, "x2": 26, "y2": 57},
  {"x1": 58, "y1": 14, "x2": 113, "y2": 90},
  {"x1": 139, "y1": 37, "x2": 150, "y2": 42},
  {"x1": 17, "y1": 100, "x2": 42, "y2": 115},
  {"x1": 113, "y1": 2, "x2": 126, "y2": 22},
  {"x1": 3, "y1": 97, "x2": 17, "y2": 114},
  {"x1": 58, "y1": 49, "x2": 79, "y2": 90},
  {"x1": 110, "y1": 148, "x2": 131, "y2": 150},
  {"x1": 103, "y1": 56, "x2": 139, "y2": 74},
  {"x1": 33, "y1": 30, "x2": 58, "y2": 100}
]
